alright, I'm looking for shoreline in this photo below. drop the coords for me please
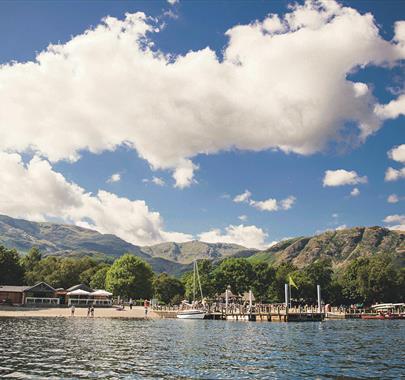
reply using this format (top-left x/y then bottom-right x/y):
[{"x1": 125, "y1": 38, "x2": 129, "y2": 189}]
[{"x1": 0, "y1": 305, "x2": 158, "y2": 319}]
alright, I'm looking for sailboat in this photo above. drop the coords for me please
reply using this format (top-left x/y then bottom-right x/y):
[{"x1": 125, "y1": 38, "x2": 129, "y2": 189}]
[{"x1": 177, "y1": 260, "x2": 206, "y2": 319}]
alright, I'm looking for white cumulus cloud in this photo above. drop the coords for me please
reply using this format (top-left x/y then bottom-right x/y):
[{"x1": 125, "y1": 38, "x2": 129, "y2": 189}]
[
  {"x1": 107, "y1": 173, "x2": 121, "y2": 183},
  {"x1": 234, "y1": 190, "x2": 296, "y2": 212},
  {"x1": 0, "y1": 152, "x2": 191, "y2": 246},
  {"x1": 198, "y1": 224, "x2": 268, "y2": 249},
  {"x1": 233, "y1": 190, "x2": 252, "y2": 203},
  {"x1": 350, "y1": 187, "x2": 360, "y2": 197},
  {"x1": 143, "y1": 176, "x2": 166, "y2": 186},
  {"x1": 383, "y1": 214, "x2": 405, "y2": 231},
  {"x1": 1, "y1": 2, "x2": 405, "y2": 187},
  {"x1": 387, "y1": 194, "x2": 399, "y2": 203},
  {"x1": 323, "y1": 169, "x2": 367, "y2": 187},
  {"x1": 385, "y1": 167, "x2": 405, "y2": 182},
  {"x1": 388, "y1": 144, "x2": 405, "y2": 163},
  {"x1": 385, "y1": 145, "x2": 405, "y2": 182}
]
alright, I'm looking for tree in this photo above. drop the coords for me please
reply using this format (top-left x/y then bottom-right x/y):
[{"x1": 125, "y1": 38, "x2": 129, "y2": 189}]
[
  {"x1": 90, "y1": 265, "x2": 110, "y2": 289},
  {"x1": 213, "y1": 258, "x2": 255, "y2": 295},
  {"x1": 154, "y1": 273, "x2": 185, "y2": 304},
  {"x1": 251, "y1": 262, "x2": 275, "y2": 302},
  {"x1": 21, "y1": 247, "x2": 42, "y2": 273},
  {"x1": 339, "y1": 254, "x2": 402, "y2": 305},
  {"x1": 291, "y1": 259, "x2": 334, "y2": 304},
  {"x1": 268, "y1": 262, "x2": 297, "y2": 302},
  {"x1": 0, "y1": 246, "x2": 24, "y2": 285},
  {"x1": 182, "y1": 259, "x2": 216, "y2": 299},
  {"x1": 105, "y1": 254, "x2": 154, "y2": 299}
]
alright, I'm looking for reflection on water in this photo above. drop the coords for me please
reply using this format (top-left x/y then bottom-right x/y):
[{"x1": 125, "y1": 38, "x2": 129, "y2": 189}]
[{"x1": 0, "y1": 318, "x2": 404, "y2": 379}]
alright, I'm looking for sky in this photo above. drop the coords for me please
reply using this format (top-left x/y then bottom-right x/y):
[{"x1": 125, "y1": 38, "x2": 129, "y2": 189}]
[{"x1": 0, "y1": 0, "x2": 404, "y2": 249}]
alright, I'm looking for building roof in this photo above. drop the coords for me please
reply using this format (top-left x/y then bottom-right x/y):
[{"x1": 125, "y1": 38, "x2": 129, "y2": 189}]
[
  {"x1": 0, "y1": 285, "x2": 30, "y2": 293},
  {"x1": 25, "y1": 282, "x2": 56, "y2": 293},
  {"x1": 66, "y1": 284, "x2": 93, "y2": 293}
]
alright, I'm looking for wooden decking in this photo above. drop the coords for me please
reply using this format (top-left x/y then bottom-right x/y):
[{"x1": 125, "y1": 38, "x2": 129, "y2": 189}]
[{"x1": 153, "y1": 306, "x2": 325, "y2": 322}]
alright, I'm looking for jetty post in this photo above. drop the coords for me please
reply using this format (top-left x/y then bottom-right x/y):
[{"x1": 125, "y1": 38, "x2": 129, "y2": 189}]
[
  {"x1": 225, "y1": 286, "x2": 229, "y2": 315},
  {"x1": 284, "y1": 284, "x2": 289, "y2": 307},
  {"x1": 317, "y1": 285, "x2": 321, "y2": 313}
]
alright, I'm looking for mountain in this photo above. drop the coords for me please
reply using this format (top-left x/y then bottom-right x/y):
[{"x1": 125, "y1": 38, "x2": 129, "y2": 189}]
[
  {"x1": 2, "y1": 215, "x2": 403, "y2": 275},
  {"x1": 0, "y1": 214, "x2": 254, "y2": 275},
  {"x1": 249, "y1": 226, "x2": 405, "y2": 268},
  {"x1": 142, "y1": 241, "x2": 256, "y2": 264}
]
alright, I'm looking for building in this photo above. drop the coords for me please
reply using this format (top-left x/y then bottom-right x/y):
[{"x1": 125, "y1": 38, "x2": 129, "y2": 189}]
[{"x1": 0, "y1": 282, "x2": 58, "y2": 305}]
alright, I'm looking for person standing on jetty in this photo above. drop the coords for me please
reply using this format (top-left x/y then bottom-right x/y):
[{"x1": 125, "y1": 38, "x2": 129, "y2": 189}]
[{"x1": 70, "y1": 304, "x2": 75, "y2": 317}]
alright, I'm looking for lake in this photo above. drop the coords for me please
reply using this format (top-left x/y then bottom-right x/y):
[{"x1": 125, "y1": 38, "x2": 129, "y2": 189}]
[{"x1": 0, "y1": 318, "x2": 404, "y2": 379}]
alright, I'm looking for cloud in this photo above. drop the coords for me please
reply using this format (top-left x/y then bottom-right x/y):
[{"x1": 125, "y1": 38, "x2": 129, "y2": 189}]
[
  {"x1": 238, "y1": 215, "x2": 247, "y2": 221},
  {"x1": 107, "y1": 173, "x2": 121, "y2": 183},
  {"x1": 1, "y1": 2, "x2": 405, "y2": 186},
  {"x1": 198, "y1": 224, "x2": 268, "y2": 249},
  {"x1": 335, "y1": 224, "x2": 347, "y2": 231},
  {"x1": 0, "y1": 152, "x2": 191, "y2": 246},
  {"x1": 388, "y1": 144, "x2": 405, "y2": 164},
  {"x1": 323, "y1": 169, "x2": 367, "y2": 187},
  {"x1": 383, "y1": 214, "x2": 405, "y2": 231},
  {"x1": 350, "y1": 187, "x2": 360, "y2": 197},
  {"x1": 167, "y1": 0, "x2": 179, "y2": 4},
  {"x1": 234, "y1": 190, "x2": 296, "y2": 212},
  {"x1": 385, "y1": 167, "x2": 405, "y2": 182},
  {"x1": 143, "y1": 176, "x2": 165, "y2": 186},
  {"x1": 387, "y1": 194, "x2": 399, "y2": 203},
  {"x1": 385, "y1": 145, "x2": 405, "y2": 181},
  {"x1": 233, "y1": 190, "x2": 252, "y2": 203}
]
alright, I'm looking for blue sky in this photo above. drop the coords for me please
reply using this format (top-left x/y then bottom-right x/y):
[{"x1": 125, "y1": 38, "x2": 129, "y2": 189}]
[{"x1": 0, "y1": 0, "x2": 403, "y2": 248}]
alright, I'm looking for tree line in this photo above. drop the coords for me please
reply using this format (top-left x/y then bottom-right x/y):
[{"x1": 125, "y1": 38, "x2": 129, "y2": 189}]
[{"x1": 1, "y1": 245, "x2": 404, "y2": 305}]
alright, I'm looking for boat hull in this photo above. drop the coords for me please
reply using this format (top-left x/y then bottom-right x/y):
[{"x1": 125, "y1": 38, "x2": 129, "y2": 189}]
[{"x1": 177, "y1": 310, "x2": 206, "y2": 319}]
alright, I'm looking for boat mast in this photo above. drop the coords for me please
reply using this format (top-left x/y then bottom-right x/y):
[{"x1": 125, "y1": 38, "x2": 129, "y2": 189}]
[
  {"x1": 195, "y1": 259, "x2": 204, "y2": 301},
  {"x1": 193, "y1": 260, "x2": 196, "y2": 303}
]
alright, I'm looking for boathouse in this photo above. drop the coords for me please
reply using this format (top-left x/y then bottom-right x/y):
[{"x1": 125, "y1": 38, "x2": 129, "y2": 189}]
[{"x1": 0, "y1": 282, "x2": 58, "y2": 305}]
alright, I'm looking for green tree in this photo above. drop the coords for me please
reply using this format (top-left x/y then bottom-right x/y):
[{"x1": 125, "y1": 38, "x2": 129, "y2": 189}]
[
  {"x1": 105, "y1": 254, "x2": 154, "y2": 299},
  {"x1": 182, "y1": 260, "x2": 216, "y2": 299},
  {"x1": 0, "y1": 246, "x2": 24, "y2": 285},
  {"x1": 154, "y1": 273, "x2": 185, "y2": 304},
  {"x1": 213, "y1": 258, "x2": 254, "y2": 295},
  {"x1": 268, "y1": 262, "x2": 296, "y2": 302},
  {"x1": 339, "y1": 254, "x2": 402, "y2": 305},
  {"x1": 291, "y1": 259, "x2": 334, "y2": 304},
  {"x1": 90, "y1": 265, "x2": 110, "y2": 289},
  {"x1": 21, "y1": 247, "x2": 42, "y2": 273},
  {"x1": 251, "y1": 262, "x2": 275, "y2": 302}
]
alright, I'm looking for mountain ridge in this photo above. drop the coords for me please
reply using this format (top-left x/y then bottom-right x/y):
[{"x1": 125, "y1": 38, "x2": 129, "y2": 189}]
[{"x1": 1, "y1": 215, "x2": 404, "y2": 275}]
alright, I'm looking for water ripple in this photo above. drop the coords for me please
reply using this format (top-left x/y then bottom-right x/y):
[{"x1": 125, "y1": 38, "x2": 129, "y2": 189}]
[{"x1": 0, "y1": 318, "x2": 404, "y2": 379}]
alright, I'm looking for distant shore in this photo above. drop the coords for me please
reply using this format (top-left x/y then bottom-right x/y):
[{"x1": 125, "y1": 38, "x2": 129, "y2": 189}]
[{"x1": 0, "y1": 305, "x2": 158, "y2": 319}]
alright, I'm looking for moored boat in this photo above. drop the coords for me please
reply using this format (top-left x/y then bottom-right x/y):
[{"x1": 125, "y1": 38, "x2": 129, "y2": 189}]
[
  {"x1": 177, "y1": 261, "x2": 206, "y2": 320},
  {"x1": 177, "y1": 309, "x2": 206, "y2": 319}
]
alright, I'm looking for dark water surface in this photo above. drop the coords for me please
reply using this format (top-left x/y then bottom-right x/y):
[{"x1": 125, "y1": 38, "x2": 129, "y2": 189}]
[{"x1": 0, "y1": 318, "x2": 404, "y2": 379}]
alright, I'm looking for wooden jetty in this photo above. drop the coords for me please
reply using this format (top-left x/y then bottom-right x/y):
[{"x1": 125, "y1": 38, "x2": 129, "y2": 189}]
[{"x1": 153, "y1": 305, "x2": 325, "y2": 322}]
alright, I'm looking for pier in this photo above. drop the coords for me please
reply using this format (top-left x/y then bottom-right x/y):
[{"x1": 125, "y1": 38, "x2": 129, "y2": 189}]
[{"x1": 153, "y1": 304, "x2": 325, "y2": 322}]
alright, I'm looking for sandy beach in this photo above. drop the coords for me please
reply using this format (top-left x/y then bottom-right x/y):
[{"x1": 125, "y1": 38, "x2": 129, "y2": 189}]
[{"x1": 0, "y1": 305, "x2": 158, "y2": 319}]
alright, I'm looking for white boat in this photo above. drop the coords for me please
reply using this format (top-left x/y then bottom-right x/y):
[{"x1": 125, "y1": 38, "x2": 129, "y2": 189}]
[
  {"x1": 177, "y1": 309, "x2": 206, "y2": 319},
  {"x1": 177, "y1": 261, "x2": 206, "y2": 320}
]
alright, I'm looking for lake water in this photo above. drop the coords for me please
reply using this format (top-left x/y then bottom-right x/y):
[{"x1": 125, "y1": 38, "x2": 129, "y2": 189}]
[{"x1": 0, "y1": 318, "x2": 404, "y2": 379}]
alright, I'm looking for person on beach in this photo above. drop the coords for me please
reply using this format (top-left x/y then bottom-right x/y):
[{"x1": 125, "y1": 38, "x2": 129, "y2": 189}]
[
  {"x1": 90, "y1": 305, "x2": 94, "y2": 317},
  {"x1": 144, "y1": 299, "x2": 149, "y2": 317},
  {"x1": 70, "y1": 304, "x2": 75, "y2": 317},
  {"x1": 87, "y1": 306, "x2": 91, "y2": 317},
  {"x1": 129, "y1": 299, "x2": 133, "y2": 310}
]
